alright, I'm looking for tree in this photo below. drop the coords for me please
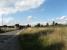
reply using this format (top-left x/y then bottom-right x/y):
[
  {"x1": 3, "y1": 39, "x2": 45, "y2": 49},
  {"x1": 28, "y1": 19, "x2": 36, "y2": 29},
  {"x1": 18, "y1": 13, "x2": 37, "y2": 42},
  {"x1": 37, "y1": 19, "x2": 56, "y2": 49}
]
[
  {"x1": 26, "y1": 24, "x2": 31, "y2": 27},
  {"x1": 3, "y1": 25, "x2": 7, "y2": 27},
  {"x1": 15, "y1": 24, "x2": 20, "y2": 27},
  {"x1": 52, "y1": 21, "x2": 55, "y2": 26},
  {"x1": 55, "y1": 23, "x2": 58, "y2": 26},
  {"x1": 35, "y1": 23, "x2": 41, "y2": 27},
  {"x1": 40, "y1": 25, "x2": 44, "y2": 27},
  {"x1": 46, "y1": 23, "x2": 49, "y2": 27}
]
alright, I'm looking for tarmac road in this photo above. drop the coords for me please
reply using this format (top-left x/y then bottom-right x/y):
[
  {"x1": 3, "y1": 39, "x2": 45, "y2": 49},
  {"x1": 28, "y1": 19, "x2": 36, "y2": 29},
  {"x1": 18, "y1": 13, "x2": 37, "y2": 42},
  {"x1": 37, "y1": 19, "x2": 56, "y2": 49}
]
[
  {"x1": 0, "y1": 30, "x2": 21, "y2": 50},
  {"x1": 0, "y1": 30, "x2": 19, "y2": 35}
]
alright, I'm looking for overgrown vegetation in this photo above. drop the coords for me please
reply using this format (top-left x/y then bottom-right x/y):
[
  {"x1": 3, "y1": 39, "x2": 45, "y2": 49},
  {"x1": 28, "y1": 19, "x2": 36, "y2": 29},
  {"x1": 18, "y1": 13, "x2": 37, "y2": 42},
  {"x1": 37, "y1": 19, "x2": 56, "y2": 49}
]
[{"x1": 18, "y1": 27, "x2": 67, "y2": 50}]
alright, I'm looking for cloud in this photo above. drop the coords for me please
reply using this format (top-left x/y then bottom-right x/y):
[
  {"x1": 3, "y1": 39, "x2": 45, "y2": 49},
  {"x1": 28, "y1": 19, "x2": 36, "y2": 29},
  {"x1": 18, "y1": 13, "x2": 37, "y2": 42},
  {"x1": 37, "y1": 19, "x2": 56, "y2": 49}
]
[
  {"x1": 0, "y1": 16, "x2": 14, "y2": 25},
  {"x1": 57, "y1": 16, "x2": 67, "y2": 20},
  {"x1": 0, "y1": 0, "x2": 45, "y2": 15},
  {"x1": 56, "y1": 16, "x2": 67, "y2": 21},
  {"x1": 27, "y1": 16, "x2": 32, "y2": 21},
  {"x1": 56, "y1": 16, "x2": 67, "y2": 24},
  {"x1": 31, "y1": 22, "x2": 47, "y2": 25},
  {"x1": 0, "y1": 0, "x2": 45, "y2": 25}
]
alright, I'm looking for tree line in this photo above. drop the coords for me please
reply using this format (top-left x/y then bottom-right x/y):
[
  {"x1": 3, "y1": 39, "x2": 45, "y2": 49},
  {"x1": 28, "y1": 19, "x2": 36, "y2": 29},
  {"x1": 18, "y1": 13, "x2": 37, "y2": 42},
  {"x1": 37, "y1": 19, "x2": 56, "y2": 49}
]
[
  {"x1": 0, "y1": 21, "x2": 67, "y2": 30},
  {"x1": 34, "y1": 21, "x2": 67, "y2": 27}
]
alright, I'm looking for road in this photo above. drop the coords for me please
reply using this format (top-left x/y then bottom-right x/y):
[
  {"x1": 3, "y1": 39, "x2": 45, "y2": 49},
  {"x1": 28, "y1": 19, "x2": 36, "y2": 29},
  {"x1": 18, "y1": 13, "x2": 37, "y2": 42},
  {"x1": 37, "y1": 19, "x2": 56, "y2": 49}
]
[
  {"x1": 0, "y1": 30, "x2": 19, "y2": 35},
  {"x1": 0, "y1": 30, "x2": 21, "y2": 50},
  {"x1": 0, "y1": 30, "x2": 20, "y2": 42}
]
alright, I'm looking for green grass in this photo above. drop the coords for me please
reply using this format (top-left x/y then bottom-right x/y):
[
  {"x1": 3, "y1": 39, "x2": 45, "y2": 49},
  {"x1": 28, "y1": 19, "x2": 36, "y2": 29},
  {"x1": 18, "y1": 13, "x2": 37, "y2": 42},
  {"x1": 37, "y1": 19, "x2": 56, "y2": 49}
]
[{"x1": 19, "y1": 27, "x2": 67, "y2": 50}]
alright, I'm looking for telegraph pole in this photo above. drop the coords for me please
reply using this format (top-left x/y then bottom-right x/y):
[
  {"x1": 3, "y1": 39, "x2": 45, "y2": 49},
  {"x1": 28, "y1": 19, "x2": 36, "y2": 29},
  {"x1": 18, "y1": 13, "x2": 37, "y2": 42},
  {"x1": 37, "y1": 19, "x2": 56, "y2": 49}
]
[{"x1": 2, "y1": 15, "x2": 3, "y2": 26}]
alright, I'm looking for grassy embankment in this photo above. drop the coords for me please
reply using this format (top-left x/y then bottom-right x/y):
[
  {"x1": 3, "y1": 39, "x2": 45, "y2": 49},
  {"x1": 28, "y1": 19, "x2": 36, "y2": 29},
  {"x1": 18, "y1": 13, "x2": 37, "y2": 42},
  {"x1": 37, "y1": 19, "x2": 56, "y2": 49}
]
[
  {"x1": 19, "y1": 27, "x2": 67, "y2": 50},
  {"x1": 0, "y1": 28, "x2": 16, "y2": 33}
]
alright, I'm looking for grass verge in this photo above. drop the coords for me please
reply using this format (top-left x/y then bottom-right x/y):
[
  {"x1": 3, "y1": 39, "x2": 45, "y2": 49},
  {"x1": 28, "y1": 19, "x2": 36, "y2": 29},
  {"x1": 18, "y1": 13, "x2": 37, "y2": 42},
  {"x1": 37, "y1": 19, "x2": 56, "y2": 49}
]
[{"x1": 18, "y1": 27, "x2": 66, "y2": 50}]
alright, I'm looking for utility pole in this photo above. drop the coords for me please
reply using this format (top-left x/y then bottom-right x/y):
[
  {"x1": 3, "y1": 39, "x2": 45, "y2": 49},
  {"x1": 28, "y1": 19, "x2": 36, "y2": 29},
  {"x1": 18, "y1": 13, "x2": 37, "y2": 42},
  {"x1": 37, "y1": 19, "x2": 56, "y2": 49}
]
[{"x1": 2, "y1": 15, "x2": 3, "y2": 26}]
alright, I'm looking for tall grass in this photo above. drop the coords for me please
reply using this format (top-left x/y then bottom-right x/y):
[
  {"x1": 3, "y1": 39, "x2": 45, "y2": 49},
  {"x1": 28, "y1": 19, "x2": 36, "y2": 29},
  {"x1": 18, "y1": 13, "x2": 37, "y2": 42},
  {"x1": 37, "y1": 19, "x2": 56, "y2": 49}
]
[{"x1": 19, "y1": 27, "x2": 67, "y2": 50}]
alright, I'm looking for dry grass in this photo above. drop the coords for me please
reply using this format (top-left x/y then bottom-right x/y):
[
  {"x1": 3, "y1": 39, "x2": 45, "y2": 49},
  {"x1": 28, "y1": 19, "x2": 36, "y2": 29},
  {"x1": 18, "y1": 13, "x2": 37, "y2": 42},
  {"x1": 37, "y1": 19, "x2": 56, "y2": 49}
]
[
  {"x1": 20, "y1": 27, "x2": 54, "y2": 34},
  {"x1": 19, "y1": 27, "x2": 67, "y2": 50}
]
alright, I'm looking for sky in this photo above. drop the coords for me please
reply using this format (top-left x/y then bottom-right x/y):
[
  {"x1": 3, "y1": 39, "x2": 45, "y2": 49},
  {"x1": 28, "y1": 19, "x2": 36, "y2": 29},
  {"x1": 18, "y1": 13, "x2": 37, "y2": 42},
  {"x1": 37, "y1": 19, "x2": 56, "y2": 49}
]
[{"x1": 0, "y1": 0, "x2": 67, "y2": 25}]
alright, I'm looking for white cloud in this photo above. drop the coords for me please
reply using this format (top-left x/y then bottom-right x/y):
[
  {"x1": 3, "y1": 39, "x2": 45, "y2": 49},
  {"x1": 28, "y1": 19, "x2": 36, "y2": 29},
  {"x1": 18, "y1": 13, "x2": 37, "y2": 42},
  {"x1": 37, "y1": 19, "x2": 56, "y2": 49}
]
[
  {"x1": 56, "y1": 16, "x2": 67, "y2": 24},
  {"x1": 56, "y1": 16, "x2": 67, "y2": 21},
  {"x1": 57, "y1": 16, "x2": 67, "y2": 20},
  {"x1": 27, "y1": 16, "x2": 32, "y2": 21},
  {"x1": 0, "y1": 16, "x2": 14, "y2": 25},
  {"x1": 57, "y1": 21, "x2": 66, "y2": 24},
  {"x1": 0, "y1": 0, "x2": 45, "y2": 25},
  {"x1": 60, "y1": 16, "x2": 66, "y2": 20},
  {"x1": 29, "y1": 21, "x2": 49, "y2": 26},
  {"x1": 0, "y1": 0, "x2": 45, "y2": 15}
]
